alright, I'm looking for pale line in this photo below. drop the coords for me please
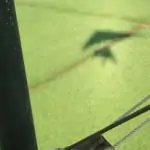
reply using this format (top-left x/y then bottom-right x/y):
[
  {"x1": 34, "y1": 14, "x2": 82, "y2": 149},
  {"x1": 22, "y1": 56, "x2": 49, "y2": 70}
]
[
  {"x1": 114, "y1": 118, "x2": 150, "y2": 148},
  {"x1": 29, "y1": 25, "x2": 150, "y2": 90},
  {"x1": 15, "y1": 1, "x2": 149, "y2": 24},
  {"x1": 115, "y1": 95, "x2": 150, "y2": 122}
]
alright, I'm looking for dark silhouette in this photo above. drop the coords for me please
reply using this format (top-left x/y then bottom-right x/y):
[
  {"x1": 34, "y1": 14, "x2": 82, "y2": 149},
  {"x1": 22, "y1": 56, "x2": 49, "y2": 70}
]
[
  {"x1": 83, "y1": 24, "x2": 150, "y2": 50},
  {"x1": 92, "y1": 46, "x2": 117, "y2": 64},
  {"x1": 83, "y1": 30, "x2": 132, "y2": 49},
  {"x1": 82, "y1": 30, "x2": 133, "y2": 64},
  {"x1": 30, "y1": 24, "x2": 150, "y2": 89}
]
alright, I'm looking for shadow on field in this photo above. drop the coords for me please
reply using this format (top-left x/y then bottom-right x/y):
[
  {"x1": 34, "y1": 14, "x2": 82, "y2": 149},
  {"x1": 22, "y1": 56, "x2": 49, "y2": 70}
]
[
  {"x1": 83, "y1": 30, "x2": 131, "y2": 49},
  {"x1": 92, "y1": 46, "x2": 117, "y2": 65},
  {"x1": 29, "y1": 26, "x2": 147, "y2": 89},
  {"x1": 83, "y1": 30, "x2": 133, "y2": 64},
  {"x1": 30, "y1": 30, "x2": 132, "y2": 89}
]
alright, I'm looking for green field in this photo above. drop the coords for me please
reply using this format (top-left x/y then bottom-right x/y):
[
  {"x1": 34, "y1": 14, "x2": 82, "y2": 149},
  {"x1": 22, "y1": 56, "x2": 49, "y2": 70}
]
[{"x1": 15, "y1": 0, "x2": 150, "y2": 150}]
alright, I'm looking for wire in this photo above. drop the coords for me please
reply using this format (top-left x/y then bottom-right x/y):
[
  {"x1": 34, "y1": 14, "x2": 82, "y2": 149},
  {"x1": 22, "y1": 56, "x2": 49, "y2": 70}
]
[
  {"x1": 97, "y1": 105, "x2": 150, "y2": 134},
  {"x1": 112, "y1": 95, "x2": 150, "y2": 148},
  {"x1": 61, "y1": 95, "x2": 150, "y2": 150},
  {"x1": 114, "y1": 118, "x2": 150, "y2": 148},
  {"x1": 115, "y1": 95, "x2": 150, "y2": 122},
  {"x1": 65, "y1": 104, "x2": 150, "y2": 150}
]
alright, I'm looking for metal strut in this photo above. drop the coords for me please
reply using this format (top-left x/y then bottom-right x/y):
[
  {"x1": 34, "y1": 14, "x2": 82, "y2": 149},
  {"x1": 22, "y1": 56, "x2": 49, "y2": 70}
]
[{"x1": 56, "y1": 95, "x2": 150, "y2": 150}]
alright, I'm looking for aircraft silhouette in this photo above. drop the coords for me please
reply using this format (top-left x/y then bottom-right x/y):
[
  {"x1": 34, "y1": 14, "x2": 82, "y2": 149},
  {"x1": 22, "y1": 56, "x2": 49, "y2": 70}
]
[
  {"x1": 93, "y1": 46, "x2": 117, "y2": 64},
  {"x1": 83, "y1": 30, "x2": 132, "y2": 50}
]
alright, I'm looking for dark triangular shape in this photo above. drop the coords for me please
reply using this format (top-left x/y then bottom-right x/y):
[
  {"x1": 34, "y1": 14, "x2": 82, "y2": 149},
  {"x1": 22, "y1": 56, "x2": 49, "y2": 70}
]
[{"x1": 83, "y1": 31, "x2": 131, "y2": 49}]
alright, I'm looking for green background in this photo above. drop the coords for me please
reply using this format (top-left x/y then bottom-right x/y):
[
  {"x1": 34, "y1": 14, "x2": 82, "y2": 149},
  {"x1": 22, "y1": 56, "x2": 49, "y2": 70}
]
[{"x1": 15, "y1": 0, "x2": 150, "y2": 150}]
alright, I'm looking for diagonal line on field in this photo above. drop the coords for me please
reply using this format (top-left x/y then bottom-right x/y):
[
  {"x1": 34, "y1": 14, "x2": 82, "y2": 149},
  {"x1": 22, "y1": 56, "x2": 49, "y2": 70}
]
[
  {"x1": 29, "y1": 53, "x2": 92, "y2": 90},
  {"x1": 19, "y1": 1, "x2": 150, "y2": 90},
  {"x1": 29, "y1": 24, "x2": 150, "y2": 90},
  {"x1": 15, "y1": 1, "x2": 150, "y2": 24},
  {"x1": 29, "y1": 37, "x2": 130, "y2": 90}
]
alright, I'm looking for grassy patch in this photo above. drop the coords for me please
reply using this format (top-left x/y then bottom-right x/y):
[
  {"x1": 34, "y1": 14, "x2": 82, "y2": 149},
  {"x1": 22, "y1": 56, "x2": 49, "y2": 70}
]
[{"x1": 15, "y1": 0, "x2": 150, "y2": 150}]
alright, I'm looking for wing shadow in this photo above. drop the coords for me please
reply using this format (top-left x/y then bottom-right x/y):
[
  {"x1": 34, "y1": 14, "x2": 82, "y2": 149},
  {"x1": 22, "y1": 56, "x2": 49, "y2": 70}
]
[
  {"x1": 92, "y1": 46, "x2": 117, "y2": 65},
  {"x1": 83, "y1": 30, "x2": 132, "y2": 50}
]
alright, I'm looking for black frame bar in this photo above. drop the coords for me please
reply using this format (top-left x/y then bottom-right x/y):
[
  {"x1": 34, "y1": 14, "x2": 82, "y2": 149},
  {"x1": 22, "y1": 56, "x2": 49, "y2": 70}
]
[
  {"x1": 0, "y1": 1, "x2": 38, "y2": 150},
  {"x1": 65, "y1": 104, "x2": 150, "y2": 150}
]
